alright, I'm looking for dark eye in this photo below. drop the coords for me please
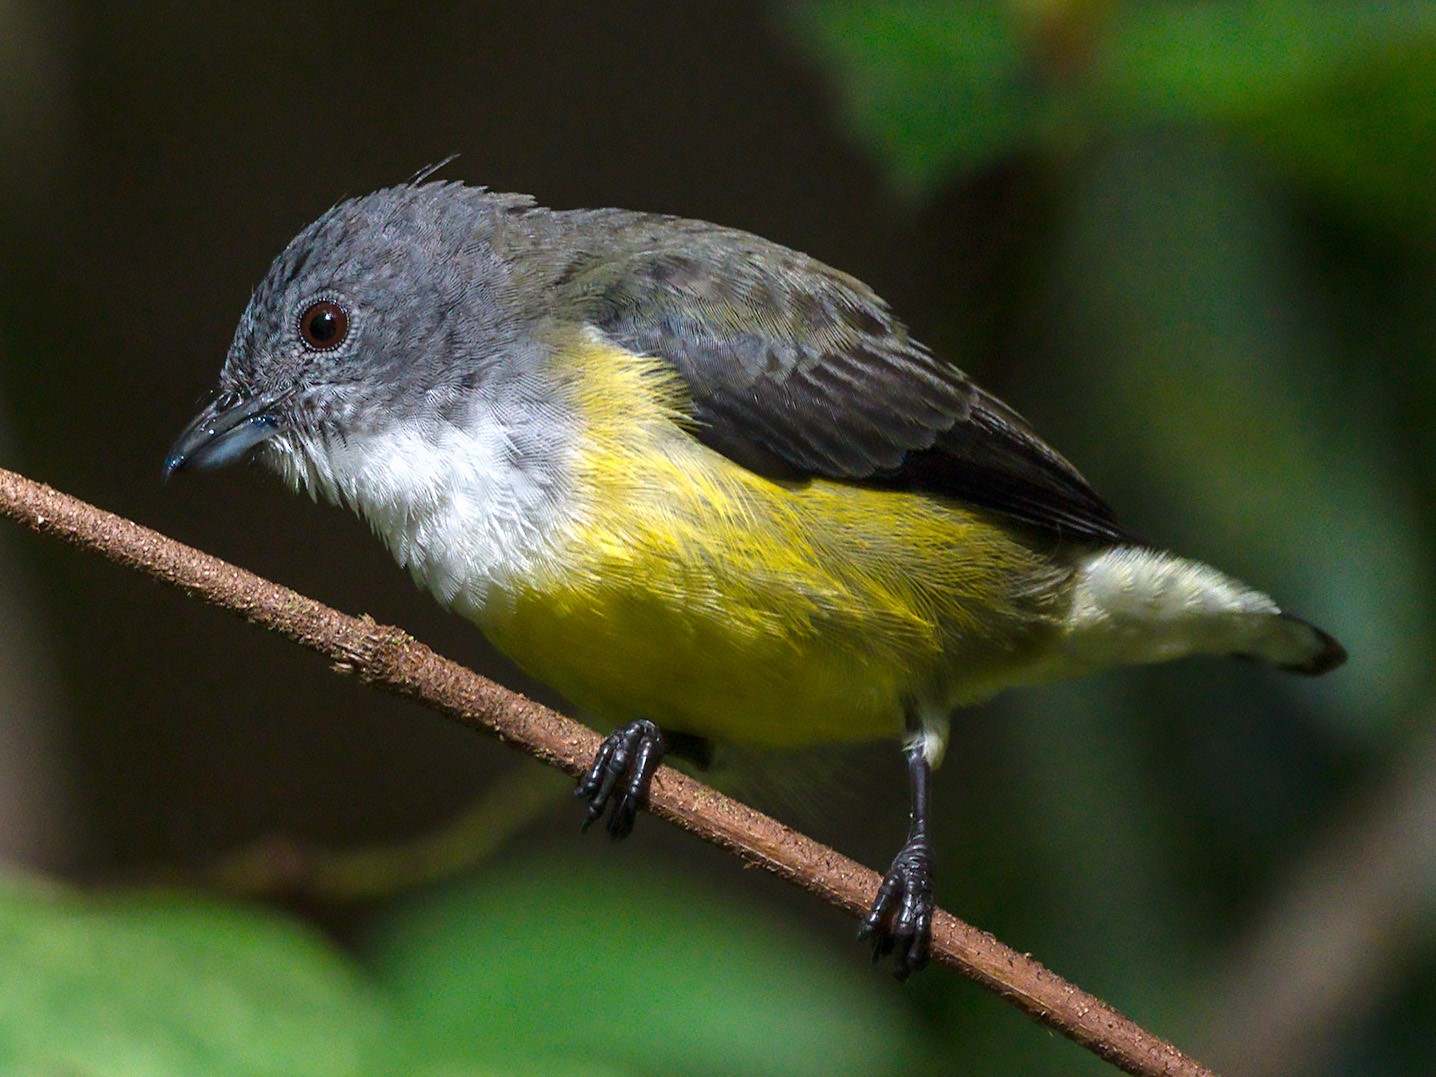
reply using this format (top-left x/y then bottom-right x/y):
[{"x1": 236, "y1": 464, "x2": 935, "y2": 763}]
[{"x1": 298, "y1": 300, "x2": 349, "y2": 350}]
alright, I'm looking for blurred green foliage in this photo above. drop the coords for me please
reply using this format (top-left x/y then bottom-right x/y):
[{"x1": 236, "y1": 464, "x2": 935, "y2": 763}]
[
  {"x1": 792, "y1": 0, "x2": 1436, "y2": 233},
  {"x1": 371, "y1": 856, "x2": 932, "y2": 1077},
  {"x1": 0, "y1": 878, "x2": 387, "y2": 1076},
  {"x1": 0, "y1": 861, "x2": 932, "y2": 1076}
]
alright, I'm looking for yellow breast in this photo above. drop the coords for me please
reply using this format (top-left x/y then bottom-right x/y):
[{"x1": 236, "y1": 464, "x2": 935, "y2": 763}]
[{"x1": 474, "y1": 332, "x2": 1073, "y2": 748}]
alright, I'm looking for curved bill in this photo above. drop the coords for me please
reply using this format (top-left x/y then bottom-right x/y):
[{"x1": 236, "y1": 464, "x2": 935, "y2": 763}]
[{"x1": 164, "y1": 389, "x2": 286, "y2": 477}]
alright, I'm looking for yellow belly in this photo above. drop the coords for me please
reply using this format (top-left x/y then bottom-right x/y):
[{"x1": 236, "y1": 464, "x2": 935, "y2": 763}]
[{"x1": 472, "y1": 335, "x2": 1072, "y2": 748}]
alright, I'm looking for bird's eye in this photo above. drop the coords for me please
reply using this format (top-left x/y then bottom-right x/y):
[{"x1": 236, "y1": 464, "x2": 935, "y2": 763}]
[{"x1": 297, "y1": 300, "x2": 349, "y2": 351}]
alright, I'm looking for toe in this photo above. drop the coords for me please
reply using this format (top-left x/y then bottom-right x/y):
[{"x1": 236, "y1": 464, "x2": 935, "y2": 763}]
[{"x1": 575, "y1": 721, "x2": 665, "y2": 841}]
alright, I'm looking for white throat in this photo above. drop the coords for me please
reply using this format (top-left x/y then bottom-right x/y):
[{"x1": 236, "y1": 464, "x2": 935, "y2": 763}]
[{"x1": 266, "y1": 406, "x2": 574, "y2": 618}]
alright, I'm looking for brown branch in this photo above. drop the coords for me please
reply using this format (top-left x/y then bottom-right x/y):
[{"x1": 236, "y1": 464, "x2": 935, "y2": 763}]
[{"x1": 0, "y1": 465, "x2": 1216, "y2": 1077}]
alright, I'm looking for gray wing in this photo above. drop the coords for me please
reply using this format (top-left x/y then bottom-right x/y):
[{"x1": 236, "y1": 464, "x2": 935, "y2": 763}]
[{"x1": 553, "y1": 214, "x2": 1130, "y2": 544}]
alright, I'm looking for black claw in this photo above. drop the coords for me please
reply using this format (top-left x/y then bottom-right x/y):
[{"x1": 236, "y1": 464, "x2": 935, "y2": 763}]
[
  {"x1": 858, "y1": 834, "x2": 933, "y2": 980},
  {"x1": 860, "y1": 724, "x2": 938, "y2": 979},
  {"x1": 575, "y1": 719, "x2": 665, "y2": 840}
]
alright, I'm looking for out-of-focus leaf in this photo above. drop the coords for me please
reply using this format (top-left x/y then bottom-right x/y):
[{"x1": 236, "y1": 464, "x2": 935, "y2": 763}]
[
  {"x1": 367, "y1": 853, "x2": 933, "y2": 1077},
  {"x1": 786, "y1": 0, "x2": 1034, "y2": 196},
  {"x1": 789, "y1": 0, "x2": 1436, "y2": 233},
  {"x1": 1097, "y1": 1, "x2": 1436, "y2": 234},
  {"x1": 0, "y1": 877, "x2": 388, "y2": 1077},
  {"x1": 1093, "y1": 1, "x2": 1436, "y2": 124},
  {"x1": 1243, "y1": 41, "x2": 1436, "y2": 236}
]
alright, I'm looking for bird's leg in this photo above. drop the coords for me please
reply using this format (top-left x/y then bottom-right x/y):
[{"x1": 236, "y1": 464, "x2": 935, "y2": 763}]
[
  {"x1": 575, "y1": 719, "x2": 666, "y2": 840},
  {"x1": 858, "y1": 736, "x2": 934, "y2": 980}
]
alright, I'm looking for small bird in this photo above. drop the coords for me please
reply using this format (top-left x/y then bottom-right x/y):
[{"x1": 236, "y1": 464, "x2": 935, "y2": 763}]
[{"x1": 166, "y1": 181, "x2": 1345, "y2": 977}]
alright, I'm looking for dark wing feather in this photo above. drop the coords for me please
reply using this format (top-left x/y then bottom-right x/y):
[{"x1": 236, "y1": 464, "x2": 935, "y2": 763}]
[{"x1": 553, "y1": 213, "x2": 1130, "y2": 544}]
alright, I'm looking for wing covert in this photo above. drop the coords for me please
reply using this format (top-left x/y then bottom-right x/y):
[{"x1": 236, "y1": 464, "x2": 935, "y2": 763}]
[{"x1": 552, "y1": 214, "x2": 1130, "y2": 544}]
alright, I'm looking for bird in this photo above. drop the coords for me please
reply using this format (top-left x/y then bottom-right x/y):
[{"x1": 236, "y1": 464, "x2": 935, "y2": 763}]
[{"x1": 165, "y1": 180, "x2": 1346, "y2": 978}]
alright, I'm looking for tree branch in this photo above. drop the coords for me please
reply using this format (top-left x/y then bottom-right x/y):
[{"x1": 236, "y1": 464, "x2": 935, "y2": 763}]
[{"x1": 0, "y1": 465, "x2": 1216, "y2": 1077}]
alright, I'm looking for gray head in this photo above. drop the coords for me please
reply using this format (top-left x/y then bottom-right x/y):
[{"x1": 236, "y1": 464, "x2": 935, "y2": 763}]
[{"x1": 165, "y1": 182, "x2": 538, "y2": 480}]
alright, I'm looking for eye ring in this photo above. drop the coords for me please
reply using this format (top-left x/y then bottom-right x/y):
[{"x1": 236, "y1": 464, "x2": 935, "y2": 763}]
[{"x1": 297, "y1": 299, "x2": 350, "y2": 351}]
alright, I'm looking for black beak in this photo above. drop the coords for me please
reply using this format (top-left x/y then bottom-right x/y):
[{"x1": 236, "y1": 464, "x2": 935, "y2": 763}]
[{"x1": 164, "y1": 389, "x2": 286, "y2": 477}]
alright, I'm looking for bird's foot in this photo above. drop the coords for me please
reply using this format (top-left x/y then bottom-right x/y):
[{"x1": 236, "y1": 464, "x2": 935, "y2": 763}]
[
  {"x1": 857, "y1": 832, "x2": 933, "y2": 980},
  {"x1": 575, "y1": 719, "x2": 665, "y2": 840}
]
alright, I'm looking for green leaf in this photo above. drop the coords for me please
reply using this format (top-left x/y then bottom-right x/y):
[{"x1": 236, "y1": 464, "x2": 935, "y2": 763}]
[
  {"x1": 1093, "y1": 1, "x2": 1436, "y2": 124},
  {"x1": 1243, "y1": 39, "x2": 1436, "y2": 235},
  {"x1": 789, "y1": 0, "x2": 1436, "y2": 232},
  {"x1": 368, "y1": 854, "x2": 933, "y2": 1077},
  {"x1": 0, "y1": 877, "x2": 388, "y2": 1077},
  {"x1": 786, "y1": 0, "x2": 1035, "y2": 196},
  {"x1": 1097, "y1": 1, "x2": 1436, "y2": 234}
]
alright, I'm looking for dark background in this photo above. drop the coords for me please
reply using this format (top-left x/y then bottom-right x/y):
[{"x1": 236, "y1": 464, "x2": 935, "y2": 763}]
[{"x1": 1, "y1": 3, "x2": 1434, "y2": 1075}]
